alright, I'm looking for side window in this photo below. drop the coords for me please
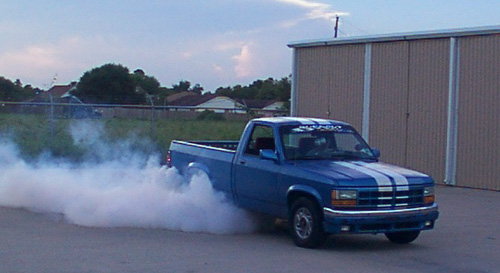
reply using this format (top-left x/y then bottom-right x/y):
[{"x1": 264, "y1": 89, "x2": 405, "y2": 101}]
[{"x1": 245, "y1": 125, "x2": 275, "y2": 156}]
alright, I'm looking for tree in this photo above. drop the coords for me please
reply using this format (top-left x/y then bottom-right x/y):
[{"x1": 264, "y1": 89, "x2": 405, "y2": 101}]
[
  {"x1": 170, "y1": 80, "x2": 203, "y2": 94},
  {"x1": 275, "y1": 76, "x2": 291, "y2": 101},
  {"x1": 74, "y1": 63, "x2": 143, "y2": 104},
  {"x1": 171, "y1": 80, "x2": 191, "y2": 92},
  {"x1": 215, "y1": 86, "x2": 233, "y2": 97},
  {"x1": 132, "y1": 70, "x2": 161, "y2": 96},
  {"x1": 190, "y1": 83, "x2": 204, "y2": 94},
  {"x1": 255, "y1": 78, "x2": 277, "y2": 99},
  {"x1": 0, "y1": 77, "x2": 36, "y2": 101},
  {"x1": 212, "y1": 76, "x2": 291, "y2": 102}
]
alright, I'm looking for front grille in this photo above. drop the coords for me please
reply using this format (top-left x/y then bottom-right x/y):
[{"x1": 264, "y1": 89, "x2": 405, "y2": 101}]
[{"x1": 357, "y1": 188, "x2": 424, "y2": 209}]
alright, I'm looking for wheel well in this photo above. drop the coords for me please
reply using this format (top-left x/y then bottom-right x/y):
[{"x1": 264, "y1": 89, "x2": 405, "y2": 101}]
[{"x1": 287, "y1": 191, "x2": 321, "y2": 212}]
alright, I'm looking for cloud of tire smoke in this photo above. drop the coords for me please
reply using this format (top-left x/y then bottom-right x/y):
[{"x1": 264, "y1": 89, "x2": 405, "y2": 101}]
[{"x1": 0, "y1": 121, "x2": 255, "y2": 234}]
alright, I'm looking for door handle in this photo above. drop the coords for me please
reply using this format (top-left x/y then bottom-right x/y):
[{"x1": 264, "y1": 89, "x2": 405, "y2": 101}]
[{"x1": 239, "y1": 160, "x2": 246, "y2": 165}]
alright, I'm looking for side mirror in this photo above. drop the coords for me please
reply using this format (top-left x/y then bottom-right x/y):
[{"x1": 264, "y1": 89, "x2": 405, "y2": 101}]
[
  {"x1": 371, "y1": 148, "x2": 381, "y2": 158},
  {"x1": 260, "y1": 149, "x2": 279, "y2": 162}
]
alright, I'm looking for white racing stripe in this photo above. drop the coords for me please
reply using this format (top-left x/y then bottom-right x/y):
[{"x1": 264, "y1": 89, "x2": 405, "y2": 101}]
[
  {"x1": 370, "y1": 162, "x2": 428, "y2": 177},
  {"x1": 353, "y1": 162, "x2": 409, "y2": 191},
  {"x1": 334, "y1": 161, "x2": 393, "y2": 191}
]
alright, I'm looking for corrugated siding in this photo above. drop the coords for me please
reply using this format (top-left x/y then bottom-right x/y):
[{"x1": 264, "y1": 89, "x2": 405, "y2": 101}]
[
  {"x1": 406, "y1": 39, "x2": 449, "y2": 184},
  {"x1": 295, "y1": 46, "x2": 331, "y2": 118},
  {"x1": 327, "y1": 44, "x2": 365, "y2": 129},
  {"x1": 295, "y1": 45, "x2": 365, "y2": 128},
  {"x1": 293, "y1": 31, "x2": 500, "y2": 191},
  {"x1": 456, "y1": 35, "x2": 500, "y2": 190},
  {"x1": 369, "y1": 41, "x2": 409, "y2": 166}
]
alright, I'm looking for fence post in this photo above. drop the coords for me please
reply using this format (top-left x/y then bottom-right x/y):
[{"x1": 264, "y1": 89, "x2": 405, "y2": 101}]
[
  {"x1": 48, "y1": 94, "x2": 55, "y2": 146},
  {"x1": 147, "y1": 95, "x2": 155, "y2": 140}
]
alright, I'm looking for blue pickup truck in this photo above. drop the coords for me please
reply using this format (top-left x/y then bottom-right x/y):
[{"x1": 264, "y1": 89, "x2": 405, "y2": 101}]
[{"x1": 167, "y1": 117, "x2": 439, "y2": 248}]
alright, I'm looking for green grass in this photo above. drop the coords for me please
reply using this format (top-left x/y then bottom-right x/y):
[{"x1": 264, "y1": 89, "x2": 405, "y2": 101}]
[{"x1": 0, "y1": 113, "x2": 247, "y2": 161}]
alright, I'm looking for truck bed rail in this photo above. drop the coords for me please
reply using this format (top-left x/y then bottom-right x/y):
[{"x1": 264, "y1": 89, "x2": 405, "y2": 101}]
[{"x1": 189, "y1": 140, "x2": 239, "y2": 151}]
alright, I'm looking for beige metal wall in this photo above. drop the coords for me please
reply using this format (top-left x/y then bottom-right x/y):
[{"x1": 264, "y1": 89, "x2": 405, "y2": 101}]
[
  {"x1": 295, "y1": 44, "x2": 365, "y2": 129},
  {"x1": 368, "y1": 39, "x2": 449, "y2": 183},
  {"x1": 295, "y1": 47, "x2": 331, "y2": 118},
  {"x1": 293, "y1": 32, "x2": 500, "y2": 190},
  {"x1": 456, "y1": 35, "x2": 500, "y2": 190},
  {"x1": 327, "y1": 44, "x2": 365, "y2": 129},
  {"x1": 369, "y1": 41, "x2": 409, "y2": 166},
  {"x1": 406, "y1": 39, "x2": 450, "y2": 184}
]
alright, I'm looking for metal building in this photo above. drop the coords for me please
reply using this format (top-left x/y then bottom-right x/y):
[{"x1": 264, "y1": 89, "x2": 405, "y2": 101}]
[{"x1": 288, "y1": 26, "x2": 500, "y2": 191}]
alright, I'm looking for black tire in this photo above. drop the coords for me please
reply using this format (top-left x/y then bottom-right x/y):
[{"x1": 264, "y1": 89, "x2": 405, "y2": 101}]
[
  {"x1": 289, "y1": 197, "x2": 325, "y2": 248},
  {"x1": 385, "y1": 231, "x2": 420, "y2": 244}
]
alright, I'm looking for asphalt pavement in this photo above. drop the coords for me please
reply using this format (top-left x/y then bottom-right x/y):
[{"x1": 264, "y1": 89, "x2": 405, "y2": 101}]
[{"x1": 1, "y1": 185, "x2": 499, "y2": 273}]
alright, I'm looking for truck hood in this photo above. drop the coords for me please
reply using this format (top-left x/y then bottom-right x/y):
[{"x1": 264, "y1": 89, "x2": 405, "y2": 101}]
[{"x1": 290, "y1": 160, "x2": 433, "y2": 188}]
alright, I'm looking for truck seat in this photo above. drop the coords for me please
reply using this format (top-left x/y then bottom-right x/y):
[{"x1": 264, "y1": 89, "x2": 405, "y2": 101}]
[
  {"x1": 299, "y1": 137, "x2": 316, "y2": 155},
  {"x1": 255, "y1": 137, "x2": 275, "y2": 151}
]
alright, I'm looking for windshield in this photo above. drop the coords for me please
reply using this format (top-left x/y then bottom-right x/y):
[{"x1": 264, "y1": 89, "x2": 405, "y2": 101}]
[{"x1": 280, "y1": 124, "x2": 376, "y2": 161}]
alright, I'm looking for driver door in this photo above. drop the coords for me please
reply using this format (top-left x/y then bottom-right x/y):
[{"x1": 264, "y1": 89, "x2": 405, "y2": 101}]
[{"x1": 233, "y1": 124, "x2": 281, "y2": 213}]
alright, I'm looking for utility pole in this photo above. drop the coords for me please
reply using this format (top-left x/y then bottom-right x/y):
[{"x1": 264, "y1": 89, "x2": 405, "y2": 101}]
[{"x1": 334, "y1": 15, "x2": 339, "y2": 38}]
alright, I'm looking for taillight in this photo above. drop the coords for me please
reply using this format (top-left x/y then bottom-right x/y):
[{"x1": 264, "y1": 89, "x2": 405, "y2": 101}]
[{"x1": 166, "y1": 150, "x2": 172, "y2": 168}]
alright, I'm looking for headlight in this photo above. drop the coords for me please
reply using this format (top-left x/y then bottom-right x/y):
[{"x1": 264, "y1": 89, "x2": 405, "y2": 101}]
[
  {"x1": 423, "y1": 187, "x2": 435, "y2": 204},
  {"x1": 332, "y1": 190, "x2": 357, "y2": 207}
]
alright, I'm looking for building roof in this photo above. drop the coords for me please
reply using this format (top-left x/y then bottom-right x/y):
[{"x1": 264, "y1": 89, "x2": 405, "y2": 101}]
[
  {"x1": 167, "y1": 93, "x2": 218, "y2": 106},
  {"x1": 28, "y1": 83, "x2": 77, "y2": 102},
  {"x1": 167, "y1": 94, "x2": 284, "y2": 110},
  {"x1": 237, "y1": 99, "x2": 278, "y2": 109},
  {"x1": 288, "y1": 25, "x2": 500, "y2": 48},
  {"x1": 165, "y1": 91, "x2": 199, "y2": 103}
]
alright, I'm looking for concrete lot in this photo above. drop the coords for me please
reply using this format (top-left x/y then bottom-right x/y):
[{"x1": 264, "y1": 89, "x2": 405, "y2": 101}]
[{"x1": 0, "y1": 185, "x2": 499, "y2": 273}]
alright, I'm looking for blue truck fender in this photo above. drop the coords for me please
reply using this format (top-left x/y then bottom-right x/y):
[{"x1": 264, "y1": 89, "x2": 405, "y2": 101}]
[{"x1": 286, "y1": 184, "x2": 324, "y2": 210}]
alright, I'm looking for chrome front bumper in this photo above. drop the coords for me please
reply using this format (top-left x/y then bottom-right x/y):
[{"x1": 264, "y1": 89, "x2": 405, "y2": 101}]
[{"x1": 324, "y1": 203, "x2": 439, "y2": 218}]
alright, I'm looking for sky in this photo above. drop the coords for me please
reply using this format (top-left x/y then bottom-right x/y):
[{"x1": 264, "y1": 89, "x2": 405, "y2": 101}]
[{"x1": 1, "y1": 0, "x2": 500, "y2": 92}]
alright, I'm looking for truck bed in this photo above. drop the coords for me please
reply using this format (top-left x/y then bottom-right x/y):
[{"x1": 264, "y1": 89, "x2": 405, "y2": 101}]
[{"x1": 168, "y1": 140, "x2": 239, "y2": 196}]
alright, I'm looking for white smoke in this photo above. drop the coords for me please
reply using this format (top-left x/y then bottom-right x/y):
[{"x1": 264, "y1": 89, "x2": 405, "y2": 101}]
[{"x1": 0, "y1": 121, "x2": 255, "y2": 234}]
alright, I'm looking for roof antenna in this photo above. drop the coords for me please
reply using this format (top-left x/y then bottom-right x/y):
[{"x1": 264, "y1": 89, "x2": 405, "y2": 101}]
[
  {"x1": 334, "y1": 15, "x2": 339, "y2": 38},
  {"x1": 43, "y1": 73, "x2": 58, "y2": 91}
]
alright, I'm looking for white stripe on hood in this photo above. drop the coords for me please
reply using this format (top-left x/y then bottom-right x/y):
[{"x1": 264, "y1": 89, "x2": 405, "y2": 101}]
[
  {"x1": 353, "y1": 162, "x2": 409, "y2": 191},
  {"x1": 334, "y1": 161, "x2": 393, "y2": 191}
]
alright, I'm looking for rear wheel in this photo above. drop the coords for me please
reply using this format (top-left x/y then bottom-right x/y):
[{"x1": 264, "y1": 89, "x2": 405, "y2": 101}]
[
  {"x1": 289, "y1": 197, "x2": 325, "y2": 248},
  {"x1": 385, "y1": 231, "x2": 420, "y2": 244}
]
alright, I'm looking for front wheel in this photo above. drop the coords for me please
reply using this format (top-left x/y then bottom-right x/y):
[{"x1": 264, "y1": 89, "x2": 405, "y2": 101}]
[
  {"x1": 385, "y1": 231, "x2": 420, "y2": 244},
  {"x1": 289, "y1": 197, "x2": 325, "y2": 248}
]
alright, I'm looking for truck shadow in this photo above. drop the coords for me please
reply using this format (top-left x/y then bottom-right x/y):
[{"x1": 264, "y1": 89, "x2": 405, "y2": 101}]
[
  {"x1": 321, "y1": 234, "x2": 424, "y2": 252},
  {"x1": 253, "y1": 216, "x2": 428, "y2": 252}
]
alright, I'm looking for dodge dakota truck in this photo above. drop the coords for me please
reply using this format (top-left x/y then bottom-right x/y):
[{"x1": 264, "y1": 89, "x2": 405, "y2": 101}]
[{"x1": 167, "y1": 117, "x2": 439, "y2": 248}]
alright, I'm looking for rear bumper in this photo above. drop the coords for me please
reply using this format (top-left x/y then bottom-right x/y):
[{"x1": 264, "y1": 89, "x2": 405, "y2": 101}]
[{"x1": 322, "y1": 203, "x2": 439, "y2": 234}]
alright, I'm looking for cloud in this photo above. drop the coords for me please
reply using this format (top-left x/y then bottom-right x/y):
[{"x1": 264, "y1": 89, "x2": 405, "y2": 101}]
[
  {"x1": 212, "y1": 64, "x2": 223, "y2": 73},
  {"x1": 0, "y1": 35, "x2": 131, "y2": 88},
  {"x1": 232, "y1": 44, "x2": 255, "y2": 78},
  {"x1": 275, "y1": 0, "x2": 349, "y2": 27},
  {"x1": 0, "y1": 45, "x2": 60, "y2": 87}
]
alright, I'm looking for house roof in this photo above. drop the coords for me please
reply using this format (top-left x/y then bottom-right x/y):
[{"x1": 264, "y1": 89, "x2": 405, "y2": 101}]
[
  {"x1": 237, "y1": 99, "x2": 277, "y2": 109},
  {"x1": 28, "y1": 83, "x2": 77, "y2": 102},
  {"x1": 167, "y1": 94, "x2": 283, "y2": 110},
  {"x1": 165, "y1": 91, "x2": 199, "y2": 103},
  {"x1": 48, "y1": 83, "x2": 76, "y2": 98},
  {"x1": 167, "y1": 94, "x2": 218, "y2": 106}
]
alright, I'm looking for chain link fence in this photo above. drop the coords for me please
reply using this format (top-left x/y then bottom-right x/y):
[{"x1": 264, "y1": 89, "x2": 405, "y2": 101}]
[{"x1": 0, "y1": 100, "x2": 288, "y2": 139}]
